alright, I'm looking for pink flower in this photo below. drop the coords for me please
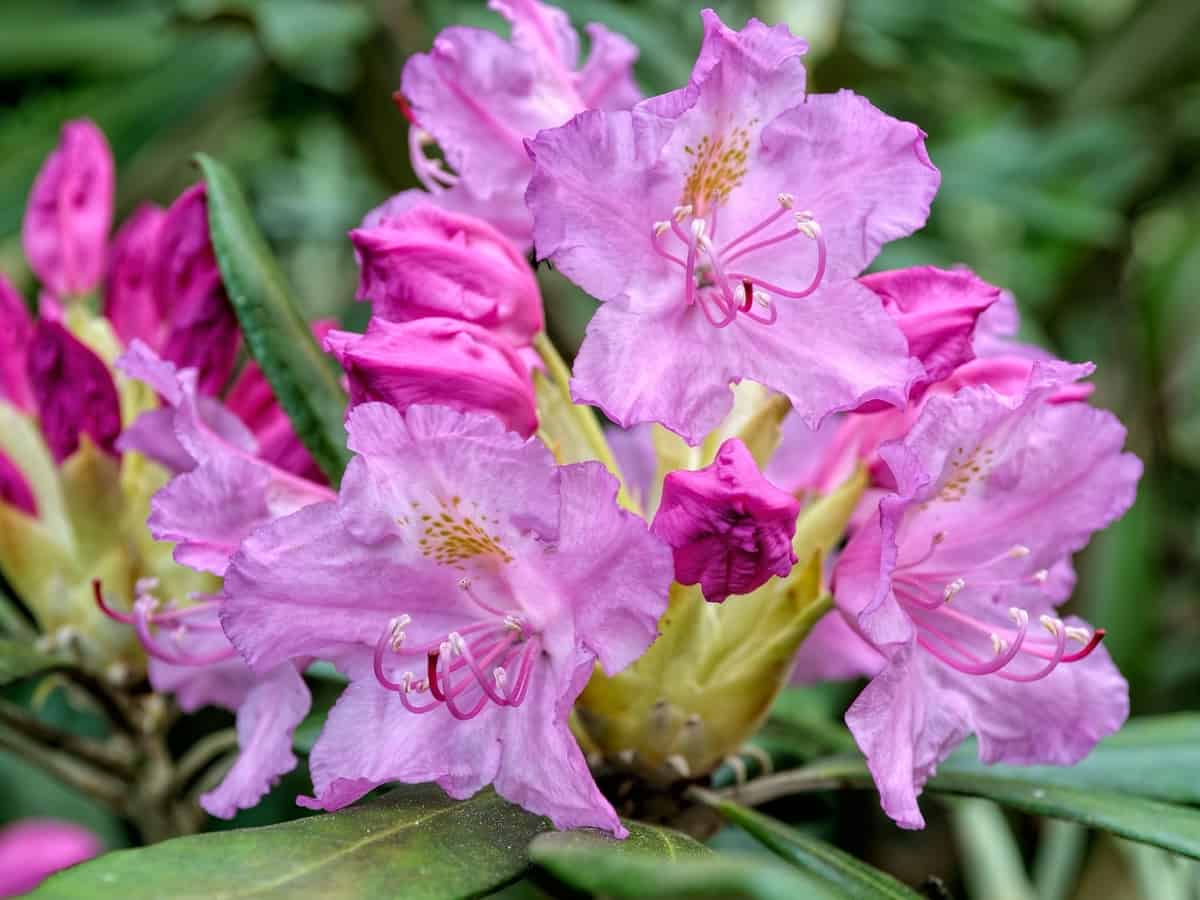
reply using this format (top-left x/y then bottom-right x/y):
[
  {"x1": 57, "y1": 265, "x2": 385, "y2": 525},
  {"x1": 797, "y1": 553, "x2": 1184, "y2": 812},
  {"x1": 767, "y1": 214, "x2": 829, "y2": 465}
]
[
  {"x1": 221, "y1": 404, "x2": 672, "y2": 834},
  {"x1": 0, "y1": 449, "x2": 37, "y2": 518},
  {"x1": 398, "y1": 0, "x2": 641, "y2": 244},
  {"x1": 325, "y1": 317, "x2": 538, "y2": 438},
  {"x1": 26, "y1": 320, "x2": 121, "y2": 464},
  {"x1": 0, "y1": 819, "x2": 100, "y2": 896},
  {"x1": 103, "y1": 203, "x2": 168, "y2": 349},
  {"x1": 0, "y1": 274, "x2": 35, "y2": 413},
  {"x1": 526, "y1": 10, "x2": 937, "y2": 444},
  {"x1": 117, "y1": 342, "x2": 334, "y2": 576},
  {"x1": 154, "y1": 184, "x2": 240, "y2": 396},
  {"x1": 352, "y1": 198, "x2": 543, "y2": 347},
  {"x1": 22, "y1": 119, "x2": 114, "y2": 299},
  {"x1": 652, "y1": 438, "x2": 799, "y2": 602},
  {"x1": 831, "y1": 361, "x2": 1141, "y2": 828}
]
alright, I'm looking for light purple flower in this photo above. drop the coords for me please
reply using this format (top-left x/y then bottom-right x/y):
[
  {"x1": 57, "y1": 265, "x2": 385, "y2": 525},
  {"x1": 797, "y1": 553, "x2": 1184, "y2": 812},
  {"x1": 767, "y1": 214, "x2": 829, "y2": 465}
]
[
  {"x1": 526, "y1": 10, "x2": 938, "y2": 444},
  {"x1": 22, "y1": 119, "x2": 114, "y2": 299},
  {"x1": 398, "y1": 0, "x2": 641, "y2": 245},
  {"x1": 831, "y1": 361, "x2": 1141, "y2": 828},
  {"x1": 153, "y1": 184, "x2": 240, "y2": 396},
  {"x1": 26, "y1": 319, "x2": 121, "y2": 464},
  {"x1": 97, "y1": 582, "x2": 311, "y2": 819},
  {"x1": 0, "y1": 273, "x2": 35, "y2": 413},
  {"x1": 103, "y1": 203, "x2": 168, "y2": 349},
  {"x1": 0, "y1": 818, "x2": 100, "y2": 896},
  {"x1": 351, "y1": 198, "x2": 543, "y2": 347},
  {"x1": 221, "y1": 403, "x2": 672, "y2": 834},
  {"x1": 117, "y1": 342, "x2": 334, "y2": 576},
  {"x1": 652, "y1": 437, "x2": 799, "y2": 602},
  {"x1": 325, "y1": 317, "x2": 538, "y2": 438}
]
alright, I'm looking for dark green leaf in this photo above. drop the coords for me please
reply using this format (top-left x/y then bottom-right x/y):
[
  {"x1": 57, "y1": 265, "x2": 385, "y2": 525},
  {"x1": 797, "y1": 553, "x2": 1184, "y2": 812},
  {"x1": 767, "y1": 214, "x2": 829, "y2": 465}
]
[
  {"x1": 0, "y1": 639, "x2": 66, "y2": 685},
  {"x1": 530, "y1": 825, "x2": 840, "y2": 899},
  {"x1": 694, "y1": 792, "x2": 922, "y2": 899},
  {"x1": 33, "y1": 785, "x2": 551, "y2": 899},
  {"x1": 197, "y1": 153, "x2": 352, "y2": 485}
]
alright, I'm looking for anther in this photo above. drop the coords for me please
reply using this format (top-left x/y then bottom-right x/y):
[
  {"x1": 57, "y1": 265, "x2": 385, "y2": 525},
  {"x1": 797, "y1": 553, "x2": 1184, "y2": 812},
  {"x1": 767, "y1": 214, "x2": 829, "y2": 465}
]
[
  {"x1": 944, "y1": 578, "x2": 965, "y2": 602},
  {"x1": 989, "y1": 633, "x2": 1006, "y2": 655},
  {"x1": 654, "y1": 220, "x2": 670, "y2": 236},
  {"x1": 493, "y1": 667, "x2": 508, "y2": 690},
  {"x1": 672, "y1": 204, "x2": 693, "y2": 222},
  {"x1": 1009, "y1": 607, "x2": 1030, "y2": 626},
  {"x1": 690, "y1": 219, "x2": 707, "y2": 239},
  {"x1": 777, "y1": 193, "x2": 794, "y2": 209},
  {"x1": 1031, "y1": 569, "x2": 1049, "y2": 584},
  {"x1": 1065, "y1": 626, "x2": 1091, "y2": 645},
  {"x1": 1008, "y1": 545, "x2": 1031, "y2": 558},
  {"x1": 1040, "y1": 615, "x2": 1062, "y2": 637}
]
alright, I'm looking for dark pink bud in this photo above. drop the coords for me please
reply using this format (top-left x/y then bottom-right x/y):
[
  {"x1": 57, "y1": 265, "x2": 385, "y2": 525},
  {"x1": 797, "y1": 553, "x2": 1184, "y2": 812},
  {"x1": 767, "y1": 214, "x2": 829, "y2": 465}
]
[
  {"x1": 155, "y1": 184, "x2": 239, "y2": 394},
  {"x1": 0, "y1": 273, "x2": 35, "y2": 412},
  {"x1": 22, "y1": 119, "x2": 114, "y2": 298},
  {"x1": 652, "y1": 438, "x2": 801, "y2": 603},
  {"x1": 351, "y1": 201, "x2": 543, "y2": 346},
  {"x1": 0, "y1": 819, "x2": 101, "y2": 896},
  {"x1": 27, "y1": 320, "x2": 121, "y2": 463},
  {"x1": 104, "y1": 203, "x2": 167, "y2": 347},
  {"x1": 325, "y1": 317, "x2": 538, "y2": 437},
  {"x1": 859, "y1": 266, "x2": 1000, "y2": 408},
  {"x1": 0, "y1": 448, "x2": 37, "y2": 517}
]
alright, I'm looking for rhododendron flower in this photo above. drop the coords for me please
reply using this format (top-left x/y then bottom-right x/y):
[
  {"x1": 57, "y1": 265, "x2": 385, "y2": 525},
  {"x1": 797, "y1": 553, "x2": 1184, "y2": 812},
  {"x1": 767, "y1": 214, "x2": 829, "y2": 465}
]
[
  {"x1": 26, "y1": 320, "x2": 121, "y2": 464},
  {"x1": 325, "y1": 317, "x2": 538, "y2": 437},
  {"x1": 652, "y1": 437, "x2": 799, "y2": 602},
  {"x1": 526, "y1": 10, "x2": 938, "y2": 444},
  {"x1": 399, "y1": 0, "x2": 641, "y2": 245},
  {"x1": 352, "y1": 199, "x2": 543, "y2": 348},
  {"x1": 831, "y1": 361, "x2": 1141, "y2": 828},
  {"x1": 22, "y1": 119, "x2": 114, "y2": 299},
  {"x1": 0, "y1": 448, "x2": 37, "y2": 517},
  {"x1": 0, "y1": 274, "x2": 35, "y2": 413},
  {"x1": 222, "y1": 404, "x2": 672, "y2": 834},
  {"x1": 0, "y1": 819, "x2": 100, "y2": 896},
  {"x1": 104, "y1": 203, "x2": 168, "y2": 349}
]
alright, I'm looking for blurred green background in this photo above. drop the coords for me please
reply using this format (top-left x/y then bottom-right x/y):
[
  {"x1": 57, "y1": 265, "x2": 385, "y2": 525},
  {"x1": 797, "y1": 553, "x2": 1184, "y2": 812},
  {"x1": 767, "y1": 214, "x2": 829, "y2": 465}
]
[{"x1": 1, "y1": 0, "x2": 1197, "y2": 894}]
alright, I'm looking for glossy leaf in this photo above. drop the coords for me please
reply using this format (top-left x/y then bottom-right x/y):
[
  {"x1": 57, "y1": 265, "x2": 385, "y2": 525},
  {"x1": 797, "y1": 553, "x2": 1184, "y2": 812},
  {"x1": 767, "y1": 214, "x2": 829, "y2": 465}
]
[
  {"x1": 694, "y1": 792, "x2": 923, "y2": 899},
  {"x1": 530, "y1": 824, "x2": 840, "y2": 899},
  {"x1": 197, "y1": 153, "x2": 352, "y2": 485},
  {"x1": 32, "y1": 786, "x2": 551, "y2": 899}
]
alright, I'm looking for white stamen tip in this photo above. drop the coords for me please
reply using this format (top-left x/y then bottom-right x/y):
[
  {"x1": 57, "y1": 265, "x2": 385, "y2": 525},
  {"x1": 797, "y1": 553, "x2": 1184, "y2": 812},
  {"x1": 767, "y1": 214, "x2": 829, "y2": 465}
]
[
  {"x1": 1008, "y1": 545, "x2": 1031, "y2": 558},
  {"x1": 990, "y1": 633, "x2": 1006, "y2": 655},
  {"x1": 777, "y1": 192, "x2": 795, "y2": 208},
  {"x1": 1009, "y1": 607, "x2": 1030, "y2": 626},
  {"x1": 135, "y1": 576, "x2": 160, "y2": 594},
  {"x1": 1032, "y1": 569, "x2": 1049, "y2": 584},
  {"x1": 447, "y1": 632, "x2": 466, "y2": 655},
  {"x1": 503, "y1": 615, "x2": 523, "y2": 632},
  {"x1": 389, "y1": 615, "x2": 410, "y2": 651},
  {"x1": 690, "y1": 219, "x2": 707, "y2": 239},
  {"x1": 653, "y1": 220, "x2": 670, "y2": 237},
  {"x1": 943, "y1": 577, "x2": 966, "y2": 602},
  {"x1": 457, "y1": 578, "x2": 471, "y2": 590},
  {"x1": 493, "y1": 667, "x2": 507, "y2": 688},
  {"x1": 672, "y1": 204, "x2": 693, "y2": 222},
  {"x1": 1040, "y1": 615, "x2": 1062, "y2": 637},
  {"x1": 1065, "y1": 626, "x2": 1091, "y2": 645}
]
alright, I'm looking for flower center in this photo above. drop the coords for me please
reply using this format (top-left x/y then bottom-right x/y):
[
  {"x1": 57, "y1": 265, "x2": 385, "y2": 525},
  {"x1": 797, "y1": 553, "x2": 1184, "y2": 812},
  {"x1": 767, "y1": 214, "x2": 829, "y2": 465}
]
[
  {"x1": 650, "y1": 194, "x2": 826, "y2": 329},
  {"x1": 371, "y1": 580, "x2": 541, "y2": 720},
  {"x1": 890, "y1": 537, "x2": 1105, "y2": 682}
]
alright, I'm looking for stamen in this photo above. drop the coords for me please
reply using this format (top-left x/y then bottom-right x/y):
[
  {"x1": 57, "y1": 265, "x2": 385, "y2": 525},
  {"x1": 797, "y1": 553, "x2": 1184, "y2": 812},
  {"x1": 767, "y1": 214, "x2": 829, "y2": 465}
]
[{"x1": 943, "y1": 578, "x2": 966, "y2": 602}]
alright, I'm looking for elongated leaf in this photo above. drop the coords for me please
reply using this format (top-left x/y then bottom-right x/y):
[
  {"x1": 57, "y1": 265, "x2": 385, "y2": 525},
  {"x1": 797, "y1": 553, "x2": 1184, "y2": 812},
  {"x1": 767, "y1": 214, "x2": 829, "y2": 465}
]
[
  {"x1": 531, "y1": 825, "x2": 840, "y2": 899},
  {"x1": 694, "y1": 792, "x2": 922, "y2": 899},
  {"x1": 0, "y1": 638, "x2": 65, "y2": 684},
  {"x1": 33, "y1": 786, "x2": 551, "y2": 899},
  {"x1": 197, "y1": 154, "x2": 352, "y2": 485}
]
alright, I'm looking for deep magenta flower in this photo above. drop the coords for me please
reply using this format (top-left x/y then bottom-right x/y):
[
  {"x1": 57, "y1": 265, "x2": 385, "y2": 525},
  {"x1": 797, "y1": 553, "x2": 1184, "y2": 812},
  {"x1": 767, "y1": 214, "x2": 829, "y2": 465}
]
[
  {"x1": 0, "y1": 274, "x2": 35, "y2": 413},
  {"x1": 652, "y1": 437, "x2": 799, "y2": 602},
  {"x1": 22, "y1": 119, "x2": 114, "y2": 299},
  {"x1": 0, "y1": 819, "x2": 100, "y2": 896},
  {"x1": 831, "y1": 361, "x2": 1141, "y2": 828},
  {"x1": 526, "y1": 10, "x2": 938, "y2": 444},
  {"x1": 399, "y1": 0, "x2": 641, "y2": 245},
  {"x1": 221, "y1": 403, "x2": 672, "y2": 834},
  {"x1": 352, "y1": 198, "x2": 543, "y2": 348},
  {"x1": 104, "y1": 203, "x2": 168, "y2": 349},
  {"x1": 0, "y1": 449, "x2": 37, "y2": 518},
  {"x1": 325, "y1": 317, "x2": 538, "y2": 437},
  {"x1": 26, "y1": 320, "x2": 121, "y2": 464}
]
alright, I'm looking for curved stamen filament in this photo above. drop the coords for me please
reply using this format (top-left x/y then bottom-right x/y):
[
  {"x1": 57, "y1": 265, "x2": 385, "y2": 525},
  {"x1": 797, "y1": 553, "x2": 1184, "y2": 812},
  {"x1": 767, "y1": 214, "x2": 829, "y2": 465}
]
[
  {"x1": 996, "y1": 617, "x2": 1066, "y2": 682},
  {"x1": 718, "y1": 196, "x2": 792, "y2": 256},
  {"x1": 131, "y1": 600, "x2": 238, "y2": 667},
  {"x1": 729, "y1": 229, "x2": 826, "y2": 300},
  {"x1": 914, "y1": 608, "x2": 1030, "y2": 676},
  {"x1": 408, "y1": 128, "x2": 458, "y2": 195}
]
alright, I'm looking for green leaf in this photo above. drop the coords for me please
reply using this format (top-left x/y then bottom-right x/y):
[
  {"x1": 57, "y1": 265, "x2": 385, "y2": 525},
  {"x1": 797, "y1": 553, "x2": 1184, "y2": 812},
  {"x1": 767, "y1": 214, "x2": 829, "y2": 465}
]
[
  {"x1": 0, "y1": 638, "x2": 65, "y2": 685},
  {"x1": 530, "y1": 824, "x2": 840, "y2": 899},
  {"x1": 693, "y1": 792, "x2": 923, "y2": 899},
  {"x1": 33, "y1": 785, "x2": 551, "y2": 899},
  {"x1": 197, "y1": 153, "x2": 352, "y2": 485}
]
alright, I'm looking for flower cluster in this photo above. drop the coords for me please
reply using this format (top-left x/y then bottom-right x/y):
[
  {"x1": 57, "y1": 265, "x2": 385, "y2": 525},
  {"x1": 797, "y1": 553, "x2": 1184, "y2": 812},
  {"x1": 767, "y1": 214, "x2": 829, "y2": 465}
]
[{"x1": 5, "y1": 2, "x2": 1141, "y2": 839}]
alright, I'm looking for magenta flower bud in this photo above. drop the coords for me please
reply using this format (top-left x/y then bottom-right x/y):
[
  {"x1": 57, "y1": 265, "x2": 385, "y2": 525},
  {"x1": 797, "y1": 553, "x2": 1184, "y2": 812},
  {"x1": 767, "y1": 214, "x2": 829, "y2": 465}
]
[
  {"x1": 22, "y1": 119, "x2": 114, "y2": 298},
  {"x1": 652, "y1": 438, "x2": 801, "y2": 603},
  {"x1": 351, "y1": 201, "x2": 543, "y2": 347},
  {"x1": 0, "y1": 449, "x2": 37, "y2": 518},
  {"x1": 27, "y1": 320, "x2": 121, "y2": 464},
  {"x1": 0, "y1": 819, "x2": 101, "y2": 896},
  {"x1": 0, "y1": 273, "x2": 35, "y2": 412},
  {"x1": 155, "y1": 184, "x2": 239, "y2": 395},
  {"x1": 104, "y1": 203, "x2": 167, "y2": 348},
  {"x1": 324, "y1": 317, "x2": 538, "y2": 437}
]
